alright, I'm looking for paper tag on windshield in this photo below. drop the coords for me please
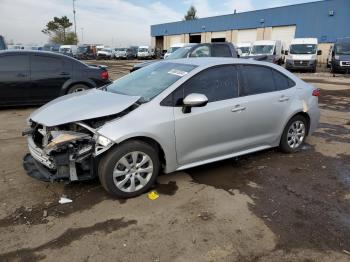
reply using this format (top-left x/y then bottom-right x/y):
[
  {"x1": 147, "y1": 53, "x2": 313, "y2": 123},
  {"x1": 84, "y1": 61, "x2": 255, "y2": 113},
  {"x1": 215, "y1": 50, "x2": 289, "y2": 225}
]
[{"x1": 168, "y1": 69, "x2": 188, "y2": 77}]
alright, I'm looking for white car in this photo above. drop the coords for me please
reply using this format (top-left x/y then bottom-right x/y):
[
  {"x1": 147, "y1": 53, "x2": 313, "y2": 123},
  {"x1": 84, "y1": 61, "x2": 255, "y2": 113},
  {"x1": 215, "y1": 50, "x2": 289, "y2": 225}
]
[
  {"x1": 236, "y1": 43, "x2": 252, "y2": 57},
  {"x1": 97, "y1": 48, "x2": 114, "y2": 60},
  {"x1": 137, "y1": 46, "x2": 154, "y2": 59},
  {"x1": 164, "y1": 43, "x2": 187, "y2": 59}
]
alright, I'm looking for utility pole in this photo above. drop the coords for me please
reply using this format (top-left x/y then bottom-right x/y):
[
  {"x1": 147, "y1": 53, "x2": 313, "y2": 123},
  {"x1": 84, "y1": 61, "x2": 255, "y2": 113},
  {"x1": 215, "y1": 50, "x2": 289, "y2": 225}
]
[{"x1": 73, "y1": 0, "x2": 77, "y2": 39}]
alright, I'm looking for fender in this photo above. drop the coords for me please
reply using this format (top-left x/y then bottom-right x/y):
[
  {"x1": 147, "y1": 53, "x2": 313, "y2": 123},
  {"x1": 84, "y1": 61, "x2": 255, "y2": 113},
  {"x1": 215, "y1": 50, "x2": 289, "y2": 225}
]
[{"x1": 60, "y1": 78, "x2": 96, "y2": 95}]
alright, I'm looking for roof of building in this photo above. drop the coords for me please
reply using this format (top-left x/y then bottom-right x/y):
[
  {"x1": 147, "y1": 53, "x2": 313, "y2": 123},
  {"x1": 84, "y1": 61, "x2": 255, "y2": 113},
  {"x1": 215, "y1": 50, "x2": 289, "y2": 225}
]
[{"x1": 151, "y1": 0, "x2": 350, "y2": 43}]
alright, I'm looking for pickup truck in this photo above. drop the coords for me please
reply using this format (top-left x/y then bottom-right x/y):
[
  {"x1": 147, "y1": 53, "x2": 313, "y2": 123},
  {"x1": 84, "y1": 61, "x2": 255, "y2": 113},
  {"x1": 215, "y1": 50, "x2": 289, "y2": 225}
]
[{"x1": 130, "y1": 42, "x2": 239, "y2": 72}]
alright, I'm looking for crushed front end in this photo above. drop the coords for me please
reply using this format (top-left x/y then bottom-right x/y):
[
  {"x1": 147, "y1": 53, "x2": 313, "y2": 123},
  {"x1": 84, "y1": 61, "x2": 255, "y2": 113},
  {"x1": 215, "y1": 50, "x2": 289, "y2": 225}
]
[{"x1": 23, "y1": 120, "x2": 114, "y2": 182}]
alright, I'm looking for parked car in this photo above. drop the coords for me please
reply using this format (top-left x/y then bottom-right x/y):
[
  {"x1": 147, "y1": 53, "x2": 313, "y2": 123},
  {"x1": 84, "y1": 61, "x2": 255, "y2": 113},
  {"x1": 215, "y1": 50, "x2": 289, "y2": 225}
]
[
  {"x1": 330, "y1": 37, "x2": 350, "y2": 74},
  {"x1": 248, "y1": 40, "x2": 285, "y2": 65},
  {"x1": 42, "y1": 44, "x2": 60, "y2": 53},
  {"x1": 131, "y1": 42, "x2": 237, "y2": 72},
  {"x1": 97, "y1": 48, "x2": 114, "y2": 60},
  {"x1": 76, "y1": 45, "x2": 96, "y2": 60},
  {"x1": 236, "y1": 42, "x2": 252, "y2": 57},
  {"x1": 59, "y1": 45, "x2": 78, "y2": 57},
  {"x1": 129, "y1": 46, "x2": 138, "y2": 59},
  {"x1": 23, "y1": 58, "x2": 320, "y2": 198},
  {"x1": 114, "y1": 48, "x2": 133, "y2": 59},
  {"x1": 0, "y1": 50, "x2": 110, "y2": 106},
  {"x1": 0, "y1": 35, "x2": 7, "y2": 50},
  {"x1": 285, "y1": 38, "x2": 322, "y2": 72},
  {"x1": 164, "y1": 43, "x2": 187, "y2": 59},
  {"x1": 137, "y1": 46, "x2": 155, "y2": 59}
]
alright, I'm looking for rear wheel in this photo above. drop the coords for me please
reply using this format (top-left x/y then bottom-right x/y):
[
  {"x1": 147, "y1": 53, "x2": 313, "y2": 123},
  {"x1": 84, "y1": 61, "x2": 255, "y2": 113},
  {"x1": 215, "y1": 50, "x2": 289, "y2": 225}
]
[
  {"x1": 279, "y1": 115, "x2": 307, "y2": 153},
  {"x1": 67, "y1": 84, "x2": 89, "y2": 94},
  {"x1": 98, "y1": 140, "x2": 160, "y2": 198}
]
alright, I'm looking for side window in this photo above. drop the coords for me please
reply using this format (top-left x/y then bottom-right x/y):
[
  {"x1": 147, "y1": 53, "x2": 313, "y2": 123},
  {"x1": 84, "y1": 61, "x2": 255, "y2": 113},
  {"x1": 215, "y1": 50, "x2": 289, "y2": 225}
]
[
  {"x1": 31, "y1": 55, "x2": 63, "y2": 71},
  {"x1": 272, "y1": 69, "x2": 295, "y2": 90},
  {"x1": 240, "y1": 65, "x2": 275, "y2": 96},
  {"x1": 211, "y1": 44, "x2": 232, "y2": 57},
  {"x1": 182, "y1": 65, "x2": 238, "y2": 103},
  {"x1": 0, "y1": 55, "x2": 29, "y2": 71},
  {"x1": 190, "y1": 45, "x2": 211, "y2": 57}
]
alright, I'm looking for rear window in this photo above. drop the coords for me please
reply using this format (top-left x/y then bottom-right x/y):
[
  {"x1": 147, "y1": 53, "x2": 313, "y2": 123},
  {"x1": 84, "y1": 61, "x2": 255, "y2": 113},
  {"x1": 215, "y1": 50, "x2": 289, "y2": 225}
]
[{"x1": 272, "y1": 69, "x2": 295, "y2": 90}]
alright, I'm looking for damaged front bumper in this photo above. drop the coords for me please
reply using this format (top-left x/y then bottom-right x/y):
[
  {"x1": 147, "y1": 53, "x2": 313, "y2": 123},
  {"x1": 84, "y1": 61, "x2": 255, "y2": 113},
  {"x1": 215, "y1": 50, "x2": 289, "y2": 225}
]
[{"x1": 22, "y1": 122, "x2": 114, "y2": 183}]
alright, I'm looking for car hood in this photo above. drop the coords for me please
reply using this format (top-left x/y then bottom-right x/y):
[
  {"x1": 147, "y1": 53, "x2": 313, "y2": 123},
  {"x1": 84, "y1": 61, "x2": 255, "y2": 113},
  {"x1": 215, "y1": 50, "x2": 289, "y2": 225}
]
[
  {"x1": 30, "y1": 89, "x2": 141, "y2": 127},
  {"x1": 336, "y1": 54, "x2": 350, "y2": 61}
]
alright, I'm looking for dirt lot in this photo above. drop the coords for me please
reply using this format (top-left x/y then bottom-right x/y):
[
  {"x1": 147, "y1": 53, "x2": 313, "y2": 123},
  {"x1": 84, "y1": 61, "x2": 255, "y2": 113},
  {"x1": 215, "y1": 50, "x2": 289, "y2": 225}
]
[{"x1": 0, "y1": 60, "x2": 349, "y2": 262}]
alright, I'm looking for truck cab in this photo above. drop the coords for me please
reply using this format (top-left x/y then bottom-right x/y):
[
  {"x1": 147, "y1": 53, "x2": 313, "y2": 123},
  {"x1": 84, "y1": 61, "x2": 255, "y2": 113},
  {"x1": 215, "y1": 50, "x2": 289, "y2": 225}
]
[
  {"x1": 330, "y1": 37, "x2": 350, "y2": 74},
  {"x1": 285, "y1": 38, "x2": 321, "y2": 72}
]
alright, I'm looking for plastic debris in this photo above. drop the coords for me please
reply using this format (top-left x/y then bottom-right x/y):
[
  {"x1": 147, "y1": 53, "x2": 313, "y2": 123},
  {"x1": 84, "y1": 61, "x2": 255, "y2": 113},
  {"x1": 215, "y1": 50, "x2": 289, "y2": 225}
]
[
  {"x1": 148, "y1": 191, "x2": 159, "y2": 200},
  {"x1": 59, "y1": 197, "x2": 73, "y2": 204}
]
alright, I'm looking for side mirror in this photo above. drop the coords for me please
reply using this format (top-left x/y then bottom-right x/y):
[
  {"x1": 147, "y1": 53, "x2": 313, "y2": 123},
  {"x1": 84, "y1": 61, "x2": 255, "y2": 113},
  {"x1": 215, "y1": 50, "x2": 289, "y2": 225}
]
[
  {"x1": 182, "y1": 93, "x2": 208, "y2": 113},
  {"x1": 284, "y1": 50, "x2": 289, "y2": 55},
  {"x1": 317, "y1": 50, "x2": 322, "y2": 55}
]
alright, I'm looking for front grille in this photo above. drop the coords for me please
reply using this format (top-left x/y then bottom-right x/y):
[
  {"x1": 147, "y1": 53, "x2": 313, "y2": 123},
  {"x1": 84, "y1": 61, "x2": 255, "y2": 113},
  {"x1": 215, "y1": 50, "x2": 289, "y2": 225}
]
[
  {"x1": 294, "y1": 60, "x2": 309, "y2": 66},
  {"x1": 340, "y1": 61, "x2": 350, "y2": 66},
  {"x1": 28, "y1": 136, "x2": 55, "y2": 169}
]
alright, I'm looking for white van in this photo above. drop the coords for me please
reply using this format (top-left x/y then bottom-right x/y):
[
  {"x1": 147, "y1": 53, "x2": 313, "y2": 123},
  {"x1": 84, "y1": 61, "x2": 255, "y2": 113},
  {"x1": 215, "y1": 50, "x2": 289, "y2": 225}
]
[
  {"x1": 164, "y1": 43, "x2": 187, "y2": 59},
  {"x1": 236, "y1": 43, "x2": 252, "y2": 57},
  {"x1": 250, "y1": 40, "x2": 284, "y2": 65},
  {"x1": 137, "y1": 46, "x2": 154, "y2": 59},
  {"x1": 59, "y1": 45, "x2": 78, "y2": 57},
  {"x1": 285, "y1": 38, "x2": 322, "y2": 72}
]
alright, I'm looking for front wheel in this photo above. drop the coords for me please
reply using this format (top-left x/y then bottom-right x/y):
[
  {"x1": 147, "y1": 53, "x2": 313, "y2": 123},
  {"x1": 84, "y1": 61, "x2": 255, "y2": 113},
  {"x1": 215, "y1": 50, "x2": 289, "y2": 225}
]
[
  {"x1": 279, "y1": 115, "x2": 307, "y2": 153},
  {"x1": 98, "y1": 141, "x2": 160, "y2": 198}
]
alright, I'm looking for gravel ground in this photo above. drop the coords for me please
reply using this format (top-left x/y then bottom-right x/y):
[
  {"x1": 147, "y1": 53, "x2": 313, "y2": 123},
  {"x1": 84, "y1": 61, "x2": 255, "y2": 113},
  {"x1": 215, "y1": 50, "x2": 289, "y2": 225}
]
[{"x1": 0, "y1": 60, "x2": 349, "y2": 262}]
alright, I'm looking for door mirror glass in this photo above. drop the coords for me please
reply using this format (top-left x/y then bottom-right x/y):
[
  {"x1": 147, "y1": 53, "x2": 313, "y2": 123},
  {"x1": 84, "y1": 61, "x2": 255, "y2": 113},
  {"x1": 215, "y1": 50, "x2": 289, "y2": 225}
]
[
  {"x1": 317, "y1": 50, "x2": 322, "y2": 55},
  {"x1": 182, "y1": 93, "x2": 208, "y2": 113},
  {"x1": 284, "y1": 50, "x2": 289, "y2": 55}
]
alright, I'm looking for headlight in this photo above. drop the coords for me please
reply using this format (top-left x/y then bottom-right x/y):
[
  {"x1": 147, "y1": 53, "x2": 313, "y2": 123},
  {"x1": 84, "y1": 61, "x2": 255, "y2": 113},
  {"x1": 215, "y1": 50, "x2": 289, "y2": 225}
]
[
  {"x1": 96, "y1": 135, "x2": 113, "y2": 147},
  {"x1": 335, "y1": 55, "x2": 340, "y2": 60},
  {"x1": 46, "y1": 132, "x2": 89, "y2": 150}
]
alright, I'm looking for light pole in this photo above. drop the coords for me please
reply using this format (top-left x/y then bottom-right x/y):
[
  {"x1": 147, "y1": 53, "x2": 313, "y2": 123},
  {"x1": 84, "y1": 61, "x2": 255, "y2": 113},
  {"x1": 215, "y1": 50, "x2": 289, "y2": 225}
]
[
  {"x1": 73, "y1": 0, "x2": 77, "y2": 38},
  {"x1": 81, "y1": 28, "x2": 84, "y2": 44}
]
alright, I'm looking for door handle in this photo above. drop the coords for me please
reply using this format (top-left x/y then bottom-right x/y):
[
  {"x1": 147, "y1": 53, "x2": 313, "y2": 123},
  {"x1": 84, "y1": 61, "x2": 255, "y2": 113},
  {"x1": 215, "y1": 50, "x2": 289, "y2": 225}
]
[
  {"x1": 231, "y1": 105, "x2": 246, "y2": 112},
  {"x1": 279, "y1": 96, "x2": 289, "y2": 102}
]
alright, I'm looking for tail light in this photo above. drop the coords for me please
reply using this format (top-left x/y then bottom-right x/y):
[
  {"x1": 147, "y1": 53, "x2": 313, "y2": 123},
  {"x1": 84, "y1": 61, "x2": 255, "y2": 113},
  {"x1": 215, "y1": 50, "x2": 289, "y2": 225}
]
[
  {"x1": 101, "y1": 70, "x2": 109, "y2": 80},
  {"x1": 312, "y1": 88, "x2": 320, "y2": 97}
]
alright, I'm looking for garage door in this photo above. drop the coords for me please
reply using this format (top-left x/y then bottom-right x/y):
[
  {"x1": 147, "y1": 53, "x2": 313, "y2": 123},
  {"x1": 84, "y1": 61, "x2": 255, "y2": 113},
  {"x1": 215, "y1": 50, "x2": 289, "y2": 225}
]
[
  {"x1": 271, "y1": 26, "x2": 296, "y2": 49},
  {"x1": 169, "y1": 35, "x2": 183, "y2": 46},
  {"x1": 237, "y1": 29, "x2": 257, "y2": 44}
]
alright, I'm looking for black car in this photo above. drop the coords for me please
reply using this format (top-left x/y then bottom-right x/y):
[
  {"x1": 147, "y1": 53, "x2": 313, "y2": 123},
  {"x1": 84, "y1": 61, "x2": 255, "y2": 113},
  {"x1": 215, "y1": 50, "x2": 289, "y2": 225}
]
[
  {"x1": 331, "y1": 37, "x2": 350, "y2": 74},
  {"x1": 76, "y1": 45, "x2": 96, "y2": 60},
  {"x1": 0, "y1": 50, "x2": 111, "y2": 107},
  {"x1": 130, "y1": 42, "x2": 239, "y2": 72}
]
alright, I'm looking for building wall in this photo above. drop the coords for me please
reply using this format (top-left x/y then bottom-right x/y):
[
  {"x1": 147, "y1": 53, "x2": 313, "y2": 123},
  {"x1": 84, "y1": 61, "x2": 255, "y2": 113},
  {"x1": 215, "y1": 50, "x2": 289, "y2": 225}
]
[{"x1": 151, "y1": 0, "x2": 350, "y2": 44}]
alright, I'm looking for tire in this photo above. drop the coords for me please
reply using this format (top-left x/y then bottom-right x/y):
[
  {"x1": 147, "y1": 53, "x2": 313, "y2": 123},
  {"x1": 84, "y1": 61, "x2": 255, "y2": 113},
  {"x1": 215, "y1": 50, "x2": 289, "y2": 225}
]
[
  {"x1": 98, "y1": 140, "x2": 160, "y2": 198},
  {"x1": 279, "y1": 115, "x2": 307, "y2": 153},
  {"x1": 67, "y1": 84, "x2": 89, "y2": 94}
]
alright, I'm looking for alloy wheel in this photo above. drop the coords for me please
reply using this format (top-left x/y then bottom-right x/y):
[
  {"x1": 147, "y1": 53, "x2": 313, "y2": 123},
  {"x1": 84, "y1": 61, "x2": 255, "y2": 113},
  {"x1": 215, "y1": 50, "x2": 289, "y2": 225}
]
[
  {"x1": 287, "y1": 120, "x2": 306, "y2": 149},
  {"x1": 113, "y1": 151, "x2": 154, "y2": 193}
]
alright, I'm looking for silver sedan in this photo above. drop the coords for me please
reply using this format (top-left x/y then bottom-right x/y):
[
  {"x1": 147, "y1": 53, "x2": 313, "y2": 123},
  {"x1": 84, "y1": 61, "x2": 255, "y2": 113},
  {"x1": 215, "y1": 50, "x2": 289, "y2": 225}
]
[{"x1": 23, "y1": 58, "x2": 320, "y2": 198}]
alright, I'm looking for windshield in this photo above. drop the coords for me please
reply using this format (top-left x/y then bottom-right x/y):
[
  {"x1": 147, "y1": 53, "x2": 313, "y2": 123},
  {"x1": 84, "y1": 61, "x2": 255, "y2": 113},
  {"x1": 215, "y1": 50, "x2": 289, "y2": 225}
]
[
  {"x1": 335, "y1": 42, "x2": 350, "y2": 55},
  {"x1": 116, "y1": 48, "x2": 127, "y2": 51},
  {"x1": 106, "y1": 62, "x2": 197, "y2": 102},
  {"x1": 78, "y1": 46, "x2": 87, "y2": 53},
  {"x1": 168, "y1": 47, "x2": 181, "y2": 53},
  {"x1": 166, "y1": 46, "x2": 192, "y2": 59},
  {"x1": 239, "y1": 47, "x2": 250, "y2": 54},
  {"x1": 60, "y1": 48, "x2": 71, "y2": 53},
  {"x1": 138, "y1": 48, "x2": 148, "y2": 52},
  {"x1": 290, "y1": 44, "x2": 317, "y2": 54},
  {"x1": 250, "y1": 45, "x2": 274, "y2": 55},
  {"x1": 102, "y1": 49, "x2": 111, "y2": 52}
]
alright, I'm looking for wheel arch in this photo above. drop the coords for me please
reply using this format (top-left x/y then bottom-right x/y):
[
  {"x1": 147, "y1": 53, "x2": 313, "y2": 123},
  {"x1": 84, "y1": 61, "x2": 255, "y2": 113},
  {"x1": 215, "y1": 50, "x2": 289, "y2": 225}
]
[
  {"x1": 285, "y1": 111, "x2": 311, "y2": 136},
  {"x1": 61, "y1": 80, "x2": 95, "y2": 95}
]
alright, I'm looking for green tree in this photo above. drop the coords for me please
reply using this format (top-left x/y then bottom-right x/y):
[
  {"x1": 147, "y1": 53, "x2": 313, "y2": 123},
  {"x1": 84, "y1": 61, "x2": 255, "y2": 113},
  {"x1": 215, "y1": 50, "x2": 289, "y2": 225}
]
[
  {"x1": 42, "y1": 16, "x2": 78, "y2": 44},
  {"x1": 184, "y1": 5, "x2": 198, "y2": 20}
]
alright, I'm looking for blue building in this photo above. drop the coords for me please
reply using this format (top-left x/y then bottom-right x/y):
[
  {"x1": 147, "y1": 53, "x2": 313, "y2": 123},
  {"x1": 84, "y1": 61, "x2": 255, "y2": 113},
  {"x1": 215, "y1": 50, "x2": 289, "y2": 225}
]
[{"x1": 150, "y1": 0, "x2": 349, "y2": 61}]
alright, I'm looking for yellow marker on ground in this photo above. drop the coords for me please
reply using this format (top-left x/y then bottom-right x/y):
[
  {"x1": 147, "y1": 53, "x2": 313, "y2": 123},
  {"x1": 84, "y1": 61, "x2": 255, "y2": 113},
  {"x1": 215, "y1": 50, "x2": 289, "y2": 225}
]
[{"x1": 148, "y1": 191, "x2": 159, "y2": 200}]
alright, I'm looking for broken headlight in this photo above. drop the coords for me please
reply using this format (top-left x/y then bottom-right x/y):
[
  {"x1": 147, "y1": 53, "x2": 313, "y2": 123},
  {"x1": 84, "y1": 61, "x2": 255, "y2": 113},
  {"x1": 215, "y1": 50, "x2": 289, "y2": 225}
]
[
  {"x1": 96, "y1": 134, "x2": 113, "y2": 147},
  {"x1": 46, "y1": 131, "x2": 90, "y2": 150}
]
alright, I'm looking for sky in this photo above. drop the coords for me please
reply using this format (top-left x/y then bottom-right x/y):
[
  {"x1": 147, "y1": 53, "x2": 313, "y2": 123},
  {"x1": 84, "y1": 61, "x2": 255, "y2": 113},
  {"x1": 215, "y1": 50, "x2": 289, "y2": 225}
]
[{"x1": 0, "y1": 0, "x2": 318, "y2": 47}]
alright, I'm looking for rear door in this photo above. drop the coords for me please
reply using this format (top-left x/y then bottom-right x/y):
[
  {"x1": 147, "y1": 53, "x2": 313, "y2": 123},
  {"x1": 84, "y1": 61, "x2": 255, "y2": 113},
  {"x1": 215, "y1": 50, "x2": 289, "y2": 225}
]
[
  {"x1": 231, "y1": 64, "x2": 295, "y2": 149},
  {"x1": 0, "y1": 54, "x2": 30, "y2": 106},
  {"x1": 211, "y1": 44, "x2": 233, "y2": 57},
  {"x1": 30, "y1": 54, "x2": 71, "y2": 102}
]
